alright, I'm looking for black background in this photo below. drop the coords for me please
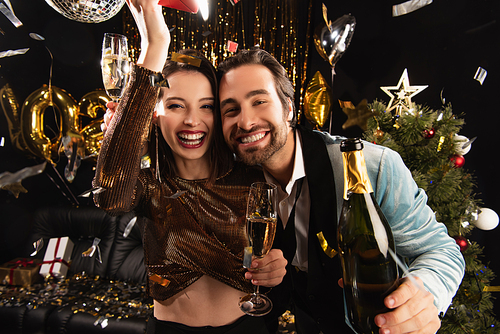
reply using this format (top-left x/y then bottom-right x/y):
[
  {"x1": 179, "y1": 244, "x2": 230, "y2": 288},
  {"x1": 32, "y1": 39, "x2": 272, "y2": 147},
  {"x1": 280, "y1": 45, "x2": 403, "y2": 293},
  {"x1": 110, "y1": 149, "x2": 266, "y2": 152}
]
[{"x1": 1, "y1": 0, "x2": 499, "y2": 316}]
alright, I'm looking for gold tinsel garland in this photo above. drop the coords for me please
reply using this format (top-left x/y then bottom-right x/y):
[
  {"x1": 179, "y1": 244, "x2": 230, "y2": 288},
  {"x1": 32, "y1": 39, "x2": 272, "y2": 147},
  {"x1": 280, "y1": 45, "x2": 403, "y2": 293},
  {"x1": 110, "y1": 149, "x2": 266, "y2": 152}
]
[{"x1": 122, "y1": 1, "x2": 312, "y2": 113}]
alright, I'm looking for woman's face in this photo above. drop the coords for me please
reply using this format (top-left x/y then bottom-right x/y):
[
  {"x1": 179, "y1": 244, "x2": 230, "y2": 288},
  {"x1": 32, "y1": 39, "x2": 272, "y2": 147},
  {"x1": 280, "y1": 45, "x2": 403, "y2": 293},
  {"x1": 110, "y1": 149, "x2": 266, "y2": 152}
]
[{"x1": 156, "y1": 70, "x2": 215, "y2": 166}]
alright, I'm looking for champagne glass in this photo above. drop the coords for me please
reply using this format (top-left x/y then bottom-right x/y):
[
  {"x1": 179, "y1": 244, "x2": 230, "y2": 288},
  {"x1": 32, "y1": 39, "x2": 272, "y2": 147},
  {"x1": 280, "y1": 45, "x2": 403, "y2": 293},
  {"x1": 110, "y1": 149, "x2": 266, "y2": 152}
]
[
  {"x1": 239, "y1": 182, "x2": 278, "y2": 316},
  {"x1": 101, "y1": 33, "x2": 130, "y2": 102}
]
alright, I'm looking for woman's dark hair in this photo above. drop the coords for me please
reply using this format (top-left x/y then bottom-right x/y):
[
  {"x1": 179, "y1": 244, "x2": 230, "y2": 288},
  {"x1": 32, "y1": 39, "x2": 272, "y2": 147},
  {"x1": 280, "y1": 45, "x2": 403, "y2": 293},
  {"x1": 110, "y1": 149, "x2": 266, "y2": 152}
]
[
  {"x1": 217, "y1": 48, "x2": 297, "y2": 127},
  {"x1": 150, "y1": 49, "x2": 234, "y2": 184}
]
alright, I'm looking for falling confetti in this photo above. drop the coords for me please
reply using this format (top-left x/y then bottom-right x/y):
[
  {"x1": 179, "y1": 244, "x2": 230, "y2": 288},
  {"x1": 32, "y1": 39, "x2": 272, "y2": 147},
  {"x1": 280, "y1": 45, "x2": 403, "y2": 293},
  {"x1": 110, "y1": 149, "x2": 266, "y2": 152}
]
[
  {"x1": 474, "y1": 67, "x2": 487, "y2": 85},
  {"x1": 0, "y1": 48, "x2": 29, "y2": 59},
  {"x1": 0, "y1": 2, "x2": 22, "y2": 27},
  {"x1": 392, "y1": 0, "x2": 433, "y2": 17},
  {"x1": 227, "y1": 40, "x2": 238, "y2": 53}
]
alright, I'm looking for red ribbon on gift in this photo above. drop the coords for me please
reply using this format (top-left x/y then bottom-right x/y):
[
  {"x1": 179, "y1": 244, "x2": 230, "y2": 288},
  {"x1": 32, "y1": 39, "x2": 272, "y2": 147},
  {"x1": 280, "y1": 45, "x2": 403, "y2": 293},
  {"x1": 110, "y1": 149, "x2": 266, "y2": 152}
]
[
  {"x1": 7, "y1": 259, "x2": 35, "y2": 285},
  {"x1": 42, "y1": 238, "x2": 70, "y2": 277}
]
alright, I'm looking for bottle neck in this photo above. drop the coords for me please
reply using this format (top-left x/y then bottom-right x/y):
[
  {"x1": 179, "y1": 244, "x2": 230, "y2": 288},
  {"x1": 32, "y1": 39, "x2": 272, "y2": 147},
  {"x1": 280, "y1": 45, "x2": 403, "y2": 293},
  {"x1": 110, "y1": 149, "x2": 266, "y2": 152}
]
[{"x1": 342, "y1": 150, "x2": 373, "y2": 200}]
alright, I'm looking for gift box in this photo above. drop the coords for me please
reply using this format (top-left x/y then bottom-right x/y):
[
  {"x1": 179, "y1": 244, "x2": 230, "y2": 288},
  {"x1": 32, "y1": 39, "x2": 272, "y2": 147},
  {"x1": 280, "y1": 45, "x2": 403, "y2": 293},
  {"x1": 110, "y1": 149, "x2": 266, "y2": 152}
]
[
  {"x1": 0, "y1": 258, "x2": 42, "y2": 286},
  {"x1": 40, "y1": 237, "x2": 74, "y2": 278}
]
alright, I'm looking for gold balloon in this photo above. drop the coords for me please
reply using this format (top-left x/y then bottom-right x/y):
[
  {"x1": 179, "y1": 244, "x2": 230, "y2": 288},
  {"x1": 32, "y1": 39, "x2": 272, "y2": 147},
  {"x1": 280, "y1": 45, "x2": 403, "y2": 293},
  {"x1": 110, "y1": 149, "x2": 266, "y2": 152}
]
[
  {"x1": 0, "y1": 84, "x2": 30, "y2": 154},
  {"x1": 79, "y1": 89, "x2": 110, "y2": 119},
  {"x1": 78, "y1": 90, "x2": 107, "y2": 160},
  {"x1": 304, "y1": 71, "x2": 332, "y2": 129},
  {"x1": 20, "y1": 85, "x2": 82, "y2": 162},
  {"x1": 5, "y1": 84, "x2": 105, "y2": 171},
  {"x1": 81, "y1": 118, "x2": 104, "y2": 159}
]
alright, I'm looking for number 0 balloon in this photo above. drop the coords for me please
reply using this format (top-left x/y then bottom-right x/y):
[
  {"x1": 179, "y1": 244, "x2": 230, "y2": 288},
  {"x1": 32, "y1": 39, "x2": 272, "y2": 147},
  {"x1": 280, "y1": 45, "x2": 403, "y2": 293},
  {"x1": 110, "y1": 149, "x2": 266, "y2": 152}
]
[{"x1": 1, "y1": 84, "x2": 108, "y2": 181}]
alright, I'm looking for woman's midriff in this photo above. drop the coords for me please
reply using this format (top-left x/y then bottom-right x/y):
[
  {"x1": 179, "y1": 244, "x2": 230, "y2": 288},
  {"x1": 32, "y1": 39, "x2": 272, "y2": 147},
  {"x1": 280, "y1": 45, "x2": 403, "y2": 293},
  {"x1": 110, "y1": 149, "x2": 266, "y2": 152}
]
[{"x1": 153, "y1": 275, "x2": 248, "y2": 327}]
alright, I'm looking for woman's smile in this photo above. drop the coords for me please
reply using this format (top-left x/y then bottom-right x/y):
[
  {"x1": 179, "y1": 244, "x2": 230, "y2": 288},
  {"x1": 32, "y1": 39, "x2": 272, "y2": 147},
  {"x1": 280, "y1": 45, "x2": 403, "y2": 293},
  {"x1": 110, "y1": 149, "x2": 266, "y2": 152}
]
[{"x1": 177, "y1": 130, "x2": 206, "y2": 148}]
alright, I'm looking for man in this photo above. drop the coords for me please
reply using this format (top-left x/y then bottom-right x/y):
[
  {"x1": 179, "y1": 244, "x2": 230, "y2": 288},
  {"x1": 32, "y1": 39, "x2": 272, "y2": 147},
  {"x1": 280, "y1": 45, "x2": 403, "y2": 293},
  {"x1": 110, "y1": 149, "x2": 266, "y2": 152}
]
[{"x1": 218, "y1": 49, "x2": 465, "y2": 334}]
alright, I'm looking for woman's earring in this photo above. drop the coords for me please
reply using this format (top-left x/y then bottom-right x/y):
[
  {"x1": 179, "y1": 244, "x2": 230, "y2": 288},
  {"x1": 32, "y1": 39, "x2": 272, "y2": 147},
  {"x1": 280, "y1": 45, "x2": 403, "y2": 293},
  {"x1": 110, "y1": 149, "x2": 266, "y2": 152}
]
[{"x1": 155, "y1": 124, "x2": 161, "y2": 183}]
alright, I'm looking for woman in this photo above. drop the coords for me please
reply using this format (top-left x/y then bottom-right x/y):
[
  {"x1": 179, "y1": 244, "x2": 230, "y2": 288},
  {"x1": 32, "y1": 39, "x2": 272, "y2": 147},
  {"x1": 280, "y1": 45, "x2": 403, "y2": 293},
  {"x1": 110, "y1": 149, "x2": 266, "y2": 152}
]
[{"x1": 93, "y1": 1, "x2": 286, "y2": 333}]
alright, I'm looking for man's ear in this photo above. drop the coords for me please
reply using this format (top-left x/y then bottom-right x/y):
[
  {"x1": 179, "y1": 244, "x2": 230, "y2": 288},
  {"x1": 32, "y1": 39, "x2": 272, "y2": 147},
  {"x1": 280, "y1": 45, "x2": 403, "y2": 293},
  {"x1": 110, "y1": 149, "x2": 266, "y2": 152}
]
[{"x1": 286, "y1": 98, "x2": 294, "y2": 122}]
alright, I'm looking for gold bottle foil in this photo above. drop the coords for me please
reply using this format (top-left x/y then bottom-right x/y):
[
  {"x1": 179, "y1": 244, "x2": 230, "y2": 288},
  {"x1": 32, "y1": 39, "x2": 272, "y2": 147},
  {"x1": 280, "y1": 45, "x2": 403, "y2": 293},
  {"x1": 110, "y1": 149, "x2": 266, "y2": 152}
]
[{"x1": 342, "y1": 150, "x2": 374, "y2": 200}]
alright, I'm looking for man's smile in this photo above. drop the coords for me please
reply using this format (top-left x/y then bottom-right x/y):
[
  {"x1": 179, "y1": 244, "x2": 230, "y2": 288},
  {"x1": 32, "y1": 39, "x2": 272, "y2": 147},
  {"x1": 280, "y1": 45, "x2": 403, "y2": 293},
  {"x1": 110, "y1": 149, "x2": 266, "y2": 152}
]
[{"x1": 238, "y1": 131, "x2": 268, "y2": 144}]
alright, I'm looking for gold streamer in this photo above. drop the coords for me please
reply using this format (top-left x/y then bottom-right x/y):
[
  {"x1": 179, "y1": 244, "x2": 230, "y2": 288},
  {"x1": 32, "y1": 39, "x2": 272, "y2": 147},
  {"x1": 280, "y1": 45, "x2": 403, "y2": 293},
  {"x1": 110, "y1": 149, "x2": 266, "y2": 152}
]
[
  {"x1": 123, "y1": 1, "x2": 311, "y2": 114},
  {"x1": 171, "y1": 52, "x2": 202, "y2": 67},
  {"x1": 298, "y1": 0, "x2": 313, "y2": 121},
  {"x1": 316, "y1": 231, "x2": 337, "y2": 258},
  {"x1": 483, "y1": 286, "x2": 500, "y2": 292},
  {"x1": 149, "y1": 274, "x2": 170, "y2": 287}
]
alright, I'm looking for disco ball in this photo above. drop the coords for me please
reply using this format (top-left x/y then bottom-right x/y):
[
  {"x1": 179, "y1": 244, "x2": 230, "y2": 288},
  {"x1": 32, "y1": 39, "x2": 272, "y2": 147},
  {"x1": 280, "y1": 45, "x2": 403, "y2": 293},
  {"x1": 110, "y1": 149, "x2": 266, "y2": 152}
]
[{"x1": 45, "y1": 0, "x2": 126, "y2": 24}]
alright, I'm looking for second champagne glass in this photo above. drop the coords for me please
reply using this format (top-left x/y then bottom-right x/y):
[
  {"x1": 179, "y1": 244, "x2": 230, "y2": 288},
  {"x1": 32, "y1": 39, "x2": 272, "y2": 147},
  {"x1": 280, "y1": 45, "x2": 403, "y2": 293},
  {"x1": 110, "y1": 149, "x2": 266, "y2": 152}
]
[
  {"x1": 239, "y1": 182, "x2": 278, "y2": 316},
  {"x1": 101, "y1": 33, "x2": 130, "y2": 102}
]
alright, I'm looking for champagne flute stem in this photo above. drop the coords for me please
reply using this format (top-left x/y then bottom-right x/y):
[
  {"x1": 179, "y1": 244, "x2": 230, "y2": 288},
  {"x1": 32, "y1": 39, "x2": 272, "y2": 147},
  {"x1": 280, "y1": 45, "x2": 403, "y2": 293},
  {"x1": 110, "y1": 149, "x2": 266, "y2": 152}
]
[{"x1": 252, "y1": 285, "x2": 262, "y2": 304}]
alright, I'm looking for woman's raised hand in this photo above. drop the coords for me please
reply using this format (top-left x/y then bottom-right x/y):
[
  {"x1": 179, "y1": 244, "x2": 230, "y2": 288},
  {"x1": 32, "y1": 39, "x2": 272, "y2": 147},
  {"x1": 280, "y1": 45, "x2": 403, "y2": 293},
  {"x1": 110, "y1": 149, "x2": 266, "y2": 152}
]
[{"x1": 126, "y1": 0, "x2": 170, "y2": 72}]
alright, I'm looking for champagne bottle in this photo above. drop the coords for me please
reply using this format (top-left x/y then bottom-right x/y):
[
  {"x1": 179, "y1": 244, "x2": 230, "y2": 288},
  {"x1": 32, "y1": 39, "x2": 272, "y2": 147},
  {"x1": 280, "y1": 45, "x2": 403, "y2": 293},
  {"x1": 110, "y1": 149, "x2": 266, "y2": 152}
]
[{"x1": 337, "y1": 138, "x2": 399, "y2": 334}]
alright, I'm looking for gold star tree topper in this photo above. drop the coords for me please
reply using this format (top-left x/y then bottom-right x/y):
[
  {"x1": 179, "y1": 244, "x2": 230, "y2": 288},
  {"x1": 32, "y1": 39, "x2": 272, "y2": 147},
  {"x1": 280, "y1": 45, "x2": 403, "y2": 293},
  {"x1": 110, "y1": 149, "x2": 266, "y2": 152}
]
[{"x1": 380, "y1": 68, "x2": 428, "y2": 115}]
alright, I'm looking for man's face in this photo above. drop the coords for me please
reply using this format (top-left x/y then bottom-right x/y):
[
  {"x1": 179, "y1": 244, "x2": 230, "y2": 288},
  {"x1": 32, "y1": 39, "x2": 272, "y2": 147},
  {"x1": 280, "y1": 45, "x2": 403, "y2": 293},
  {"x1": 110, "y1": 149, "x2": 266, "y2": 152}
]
[{"x1": 219, "y1": 64, "x2": 292, "y2": 166}]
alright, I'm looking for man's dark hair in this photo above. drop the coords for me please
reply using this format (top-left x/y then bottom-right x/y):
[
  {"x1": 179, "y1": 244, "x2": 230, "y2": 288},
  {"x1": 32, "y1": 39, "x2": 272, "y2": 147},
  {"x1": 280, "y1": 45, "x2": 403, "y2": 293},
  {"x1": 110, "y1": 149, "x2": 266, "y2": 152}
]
[{"x1": 218, "y1": 48, "x2": 297, "y2": 127}]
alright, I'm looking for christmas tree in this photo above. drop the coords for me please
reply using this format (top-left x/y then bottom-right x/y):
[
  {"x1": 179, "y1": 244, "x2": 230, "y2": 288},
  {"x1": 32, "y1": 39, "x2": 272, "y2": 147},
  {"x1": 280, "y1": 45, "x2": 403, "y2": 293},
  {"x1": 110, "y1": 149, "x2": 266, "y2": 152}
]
[{"x1": 358, "y1": 70, "x2": 500, "y2": 333}]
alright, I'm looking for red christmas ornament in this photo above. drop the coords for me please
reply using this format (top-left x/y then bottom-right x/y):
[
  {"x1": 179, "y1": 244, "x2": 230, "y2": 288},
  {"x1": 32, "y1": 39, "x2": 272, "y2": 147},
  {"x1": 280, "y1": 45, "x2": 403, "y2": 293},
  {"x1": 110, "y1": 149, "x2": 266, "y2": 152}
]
[
  {"x1": 374, "y1": 128, "x2": 385, "y2": 140},
  {"x1": 450, "y1": 154, "x2": 465, "y2": 168},
  {"x1": 423, "y1": 128, "x2": 435, "y2": 139},
  {"x1": 454, "y1": 236, "x2": 469, "y2": 252}
]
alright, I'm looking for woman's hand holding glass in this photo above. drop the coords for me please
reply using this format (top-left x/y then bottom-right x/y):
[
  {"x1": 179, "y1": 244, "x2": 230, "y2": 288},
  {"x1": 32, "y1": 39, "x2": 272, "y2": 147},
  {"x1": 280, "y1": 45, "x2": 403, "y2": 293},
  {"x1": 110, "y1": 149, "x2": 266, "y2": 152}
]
[
  {"x1": 101, "y1": 33, "x2": 130, "y2": 102},
  {"x1": 100, "y1": 102, "x2": 118, "y2": 133}
]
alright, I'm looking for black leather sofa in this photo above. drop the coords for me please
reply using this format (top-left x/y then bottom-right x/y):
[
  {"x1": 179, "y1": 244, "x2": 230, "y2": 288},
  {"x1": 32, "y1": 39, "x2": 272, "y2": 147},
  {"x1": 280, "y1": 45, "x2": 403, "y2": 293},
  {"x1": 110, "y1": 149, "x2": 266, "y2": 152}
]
[{"x1": 0, "y1": 205, "x2": 150, "y2": 334}]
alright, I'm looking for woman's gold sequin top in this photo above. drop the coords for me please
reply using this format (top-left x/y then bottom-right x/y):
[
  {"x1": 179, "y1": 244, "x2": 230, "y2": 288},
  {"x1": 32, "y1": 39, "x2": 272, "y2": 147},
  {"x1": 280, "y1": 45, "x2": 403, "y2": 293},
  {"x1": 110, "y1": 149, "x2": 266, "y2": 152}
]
[{"x1": 93, "y1": 64, "x2": 265, "y2": 300}]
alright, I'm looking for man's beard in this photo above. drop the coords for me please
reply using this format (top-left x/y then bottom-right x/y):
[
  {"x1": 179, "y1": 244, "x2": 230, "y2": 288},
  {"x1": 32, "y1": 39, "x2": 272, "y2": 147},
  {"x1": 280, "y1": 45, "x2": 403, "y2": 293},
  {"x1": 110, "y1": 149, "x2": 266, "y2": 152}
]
[{"x1": 231, "y1": 121, "x2": 288, "y2": 166}]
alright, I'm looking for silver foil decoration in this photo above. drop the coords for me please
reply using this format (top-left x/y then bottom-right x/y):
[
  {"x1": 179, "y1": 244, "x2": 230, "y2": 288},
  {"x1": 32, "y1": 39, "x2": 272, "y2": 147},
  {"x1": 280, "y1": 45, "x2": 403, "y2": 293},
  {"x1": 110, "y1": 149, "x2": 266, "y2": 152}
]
[
  {"x1": 0, "y1": 2, "x2": 22, "y2": 27},
  {"x1": 78, "y1": 187, "x2": 106, "y2": 198},
  {"x1": 474, "y1": 67, "x2": 487, "y2": 85},
  {"x1": 30, "y1": 238, "x2": 44, "y2": 256},
  {"x1": 82, "y1": 237, "x2": 102, "y2": 264},
  {"x1": 0, "y1": 162, "x2": 46, "y2": 189},
  {"x1": 164, "y1": 190, "x2": 187, "y2": 199},
  {"x1": 392, "y1": 0, "x2": 433, "y2": 17},
  {"x1": 0, "y1": 48, "x2": 29, "y2": 58},
  {"x1": 123, "y1": 217, "x2": 137, "y2": 238}
]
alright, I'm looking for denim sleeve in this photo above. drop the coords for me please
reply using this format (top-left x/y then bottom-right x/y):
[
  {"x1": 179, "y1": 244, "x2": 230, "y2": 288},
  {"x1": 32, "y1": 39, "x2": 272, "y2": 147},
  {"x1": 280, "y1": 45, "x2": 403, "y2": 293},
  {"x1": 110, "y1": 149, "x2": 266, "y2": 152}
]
[{"x1": 365, "y1": 143, "x2": 465, "y2": 314}]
